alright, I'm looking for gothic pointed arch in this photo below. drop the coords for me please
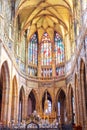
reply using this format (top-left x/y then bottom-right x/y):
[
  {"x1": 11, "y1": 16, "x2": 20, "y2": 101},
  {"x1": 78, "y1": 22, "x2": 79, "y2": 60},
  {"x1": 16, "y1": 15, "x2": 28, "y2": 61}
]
[
  {"x1": 0, "y1": 61, "x2": 10, "y2": 124},
  {"x1": 27, "y1": 89, "x2": 38, "y2": 116},
  {"x1": 56, "y1": 89, "x2": 66, "y2": 124},
  {"x1": 42, "y1": 90, "x2": 52, "y2": 113},
  {"x1": 19, "y1": 86, "x2": 25, "y2": 122}
]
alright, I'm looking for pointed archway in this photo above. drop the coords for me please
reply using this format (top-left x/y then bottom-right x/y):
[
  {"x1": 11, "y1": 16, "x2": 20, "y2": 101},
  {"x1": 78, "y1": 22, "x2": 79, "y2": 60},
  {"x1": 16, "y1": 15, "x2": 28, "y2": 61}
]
[
  {"x1": 27, "y1": 90, "x2": 36, "y2": 117},
  {"x1": 11, "y1": 76, "x2": 18, "y2": 123},
  {"x1": 56, "y1": 89, "x2": 66, "y2": 124},
  {"x1": 42, "y1": 90, "x2": 52, "y2": 114},
  {"x1": 19, "y1": 87, "x2": 25, "y2": 122},
  {"x1": 0, "y1": 61, "x2": 10, "y2": 124}
]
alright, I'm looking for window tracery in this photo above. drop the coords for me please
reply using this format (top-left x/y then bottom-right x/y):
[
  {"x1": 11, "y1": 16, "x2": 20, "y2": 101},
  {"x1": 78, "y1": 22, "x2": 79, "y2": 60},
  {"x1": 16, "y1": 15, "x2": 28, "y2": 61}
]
[
  {"x1": 28, "y1": 33, "x2": 38, "y2": 65},
  {"x1": 41, "y1": 33, "x2": 52, "y2": 77},
  {"x1": 41, "y1": 32, "x2": 52, "y2": 66},
  {"x1": 28, "y1": 32, "x2": 65, "y2": 77},
  {"x1": 55, "y1": 32, "x2": 64, "y2": 64},
  {"x1": 28, "y1": 33, "x2": 38, "y2": 76},
  {"x1": 55, "y1": 32, "x2": 65, "y2": 76}
]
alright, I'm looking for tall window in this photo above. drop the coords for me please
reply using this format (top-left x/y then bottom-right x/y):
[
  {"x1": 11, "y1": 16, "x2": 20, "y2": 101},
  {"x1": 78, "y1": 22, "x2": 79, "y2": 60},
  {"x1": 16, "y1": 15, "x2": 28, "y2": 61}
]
[
  {"x1": 48, "y1": 100, "x2": 52, "y2": 113},
  {"x1": 55, "y1": 32, "x2": 64, "y2": 64},
  {"x1": 28, "y1": 33, "x2": 38, "y2": 65},
  {"x1": 11, "y1": 0, "x2": 15, "y2": 20},
  {"x1": 41, "y1": 33, "x2": 52, "y2": 65},
  {"x1": 0, "y1": 0, "x2": 2, "y2": 13},
  {"x1": 58, "y1": 101, "x2": 60, "y2": 116}
]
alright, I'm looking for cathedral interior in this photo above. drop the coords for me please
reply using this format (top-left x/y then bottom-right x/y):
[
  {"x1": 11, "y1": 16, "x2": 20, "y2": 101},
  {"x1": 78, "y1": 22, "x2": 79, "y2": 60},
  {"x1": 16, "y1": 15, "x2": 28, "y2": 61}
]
[{"x1": 0, "y1": 0, "x2": 87, "y2": 130}]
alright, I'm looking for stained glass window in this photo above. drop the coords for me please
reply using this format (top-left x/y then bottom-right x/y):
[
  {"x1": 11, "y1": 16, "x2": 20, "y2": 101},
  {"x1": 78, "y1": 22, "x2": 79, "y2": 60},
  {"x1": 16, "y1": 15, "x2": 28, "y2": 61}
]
[
  {"x1": 28, "y1": 67, "x2": 37, "y2": 76},
  {"x1": 41, "y1": 33, "x2": 52, "y2": 65},
  {"x1": 56, "y1": 66, "x2": 65, "y2": 76},
  {"x1": 55, "y1": 33, "x2": 64, "y2": 64},
  {"x1": 48, "y1": 100, "x2": 52, "y2": 113},
  {"x1": 41, "y1": 68, "x2": 52, "y2": 77},
  {"x1": 28, "y1": 33, "x2": 37, "y2": 65}
]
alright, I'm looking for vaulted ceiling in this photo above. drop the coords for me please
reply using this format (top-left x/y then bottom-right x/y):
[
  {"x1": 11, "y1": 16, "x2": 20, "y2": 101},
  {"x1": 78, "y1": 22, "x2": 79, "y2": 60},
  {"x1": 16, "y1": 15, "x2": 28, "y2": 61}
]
[{"x1": 15, "y1": 0, "x2": 73, "y2": 42}]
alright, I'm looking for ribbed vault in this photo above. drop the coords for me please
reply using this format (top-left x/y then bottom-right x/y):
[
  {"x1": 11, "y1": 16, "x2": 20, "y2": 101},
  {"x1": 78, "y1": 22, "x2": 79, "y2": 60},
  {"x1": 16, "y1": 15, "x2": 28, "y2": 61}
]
[{"x1": 15, "y1": 0, "x2": 73, "y2": 43}]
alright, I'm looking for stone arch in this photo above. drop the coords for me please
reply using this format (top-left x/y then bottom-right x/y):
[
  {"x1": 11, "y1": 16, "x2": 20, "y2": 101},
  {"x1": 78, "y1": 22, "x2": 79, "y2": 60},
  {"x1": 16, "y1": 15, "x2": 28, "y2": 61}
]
[
  {"x1": 11, "y1": 75, "x2": 18, "y2": 123},
  {"x1": 80, "y1": 59, "x2": 87, "y2": 126},
  {"x1": 42, "y1": 89, "x2": 53, "y2": 104},
  {"x1": 31, "y1": 89, "x2": 39, "y2": 112},
  {"x1": 0, "y1": 61, "x2": 10, "y2": 124},
  {"x1": 56, "y1": 88, "x2": 66, "y2": 104},
  {"x1": 56, "y1": 89, "x2": 66, "y2": 124},
  {"x1": 27, "y1": 89, "x2": 39, "y2": 116},
  {"x1": 42, "y1": 89, "x2": 52, "y2": 113},
  {"x1": 19, "y1": 86, "x2": 25, "y2": 122}
]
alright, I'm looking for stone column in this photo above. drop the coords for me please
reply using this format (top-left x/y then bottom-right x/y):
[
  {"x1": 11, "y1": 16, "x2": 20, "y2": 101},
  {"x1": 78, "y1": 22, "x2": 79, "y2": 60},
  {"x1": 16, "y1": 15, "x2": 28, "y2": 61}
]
[
  {"x1": 39, "y1": 100, "x2": 42, "y2": 113},
  {"x1": 80, "y1": 70, "x2": 86, "y2": 126},
  {"x1": 66, "y1": 94, "x2": 69, "y2": 123},
  {"x1": 71, "y1": 21, "x2": 76, "y2": 54},
  {"x1": 78, "y1": 78, "x2": 83, "y2": 125},
  {"x1": 11, "y1": 88, "x2": 19, "y2": 124},
  {"x1": 67, "y1": 90, "x2": 72, "y2": 123},
  {"x1": 85, "y1": 36, "x2": 87, "y2": 95},
  {"x1": 1, "y1": 87, "x2": 9, "y2": 125},
  {"x1": 18, "y1": 31, "x2": 22, "y2": 68},
  {"x1": 24, "y1": 94, "x2": 28, "y2": 120},
  {"x1": 75, "y1": 87, "x2": 79, "y2": 125},
  {"x1": 64, "y1": 33, "x2": 71, "y2": 61},
  {"x1": 36, "y1": 92, "x2": 40, "y2": 113},
  {"x1": 52, "y1": 97, "x2": 55, "y2": 112},
  {"x1": 15, "y1": 94, "x2": 19, "y2": 124},
  {"x1": 39, "y1": 91, "x2": 43, "y2": 113},
  {"x1": 0, "y1": 40, "x2": 2, "y2": 65},
  {"x1": 22, "y1": 93, "x2": 26, "y2": 121}
]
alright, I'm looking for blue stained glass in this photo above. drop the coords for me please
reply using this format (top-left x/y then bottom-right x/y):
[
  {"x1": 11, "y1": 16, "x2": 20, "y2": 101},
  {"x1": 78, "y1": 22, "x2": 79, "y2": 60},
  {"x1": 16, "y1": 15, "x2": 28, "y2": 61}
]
[
  {"x1": 28, "y1": 33, "x2": 38, "y2": 65},
  {"x1": 55, "y1": 32, "x2": 64, "y2": 64},
  {"x1": 41, "y1": 33, "x2": 52, "y2": 66}
]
